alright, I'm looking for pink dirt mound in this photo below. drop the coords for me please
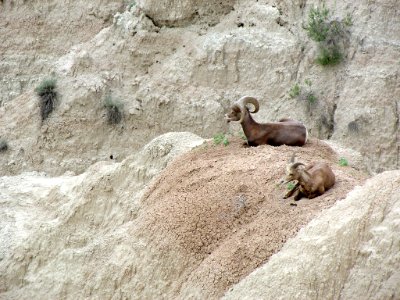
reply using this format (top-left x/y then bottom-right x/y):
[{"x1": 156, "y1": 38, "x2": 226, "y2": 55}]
[{"x1": 137, "y1": 137, "x2": 368, "y2": 298}]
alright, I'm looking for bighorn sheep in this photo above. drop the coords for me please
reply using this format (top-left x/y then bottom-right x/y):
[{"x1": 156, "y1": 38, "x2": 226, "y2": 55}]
[
  {"x1": 225, "y1": 96, "x2": 307, "y2": 146},
  {"x1": 282, "y1": 155, "x2": 336, "y2": 201}
]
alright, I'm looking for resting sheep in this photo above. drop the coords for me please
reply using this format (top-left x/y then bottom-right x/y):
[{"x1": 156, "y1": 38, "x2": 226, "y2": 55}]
[
  {"x1": 225, "y1": 96, "x2": 307, "y2": 147},
  {"x1": 282, "y1": 155, "x2": 336, "y2": 201}
]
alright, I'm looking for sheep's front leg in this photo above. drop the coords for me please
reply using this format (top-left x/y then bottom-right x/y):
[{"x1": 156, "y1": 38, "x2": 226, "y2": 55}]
[
  {"x1": 307, "y1": 186, "x2": 325, "y2": 199},
  {"x1": 294, "y1": 189, "x2": 305, "y2": 201},
  {"x1": 283, "y1": 182, "x2": 300, "y2": 199}
]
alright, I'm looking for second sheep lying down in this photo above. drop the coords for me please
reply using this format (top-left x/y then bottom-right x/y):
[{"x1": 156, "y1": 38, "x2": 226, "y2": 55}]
[{"x1": 282, "y1": 155, "x2": 336, "y2": 201}]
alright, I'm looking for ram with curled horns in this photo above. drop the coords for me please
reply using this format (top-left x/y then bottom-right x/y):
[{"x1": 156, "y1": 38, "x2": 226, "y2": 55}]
[{"x1": 225, "y1": 96, "x2": 308, "y2": 146}]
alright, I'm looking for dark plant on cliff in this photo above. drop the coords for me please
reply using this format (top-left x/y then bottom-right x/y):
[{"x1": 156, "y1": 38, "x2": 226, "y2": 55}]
[
  {"x1": 0, "y1": 139, "x2": 8, "y2": 152},
  {"x1": 305, "y1": 5, "x2": 351, "y2": 66},
  {"x1": 35, "y1": 78, "x2": 57, "y2": 121},
  {"x1": 289, "y1": 79, "x2": 318, "y2": 112},
  {"x1": 104, "y1": 94, "x2": 123, "y2": 125}
]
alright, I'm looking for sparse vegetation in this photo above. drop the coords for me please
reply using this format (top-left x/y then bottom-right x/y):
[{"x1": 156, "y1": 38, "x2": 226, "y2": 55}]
[
  {"x1": 343, "y1": 13, "x2": 353, "y2": 27},
  {"x1": 306, "y1": 6, "x2": 330, "y2": 42},
  {"x1": 289, "y1": 79, "x2": 318, "y2": 107},
  {"x1": 305, "y1": 5, "x2": 351, "y2": 66},
  {"x1": 348, "y1": 121, "x2": 359, "y2": 133},
  {"x1": 289, "y1": 83, "x2": 301, "y2": 98},
  {"x1": 316, "y1": 46, "x2": 342, "y2": 66},
  {"x1": 213, "y1": 133, "x2": 229, "y2": 146},
  {"x1": 339, "y1": 157, "x2": 349, "y2": 166},
  {"x1": 35, "y1": 78, "x2": 57, "y2": 121},
  {"x1": 306, "y1": 92, "x2": 317, "y2": 104},
  {"x1": 104, "y1": 94, "x2": 123, "y2": 125},
  {"x1": 0, "y1": 139, "x2": 8, "y2": 152},
  {"x1": 125, "y1": 0, "x2": 136, "y2": 11},
  {"x1": 287, "y1": 182, "x2": 296, "y2": 191}
]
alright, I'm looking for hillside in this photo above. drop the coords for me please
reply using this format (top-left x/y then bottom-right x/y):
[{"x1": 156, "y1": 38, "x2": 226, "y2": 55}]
[
  {"x1": 0, "y1": 0, "x2": 399, "y2": 299},
  {"x1": 1, "y1": 134, "x2": 370, "y2": 299},
  {"x1": 0, "y1": 0, "x2": 399, "y2": 176}
]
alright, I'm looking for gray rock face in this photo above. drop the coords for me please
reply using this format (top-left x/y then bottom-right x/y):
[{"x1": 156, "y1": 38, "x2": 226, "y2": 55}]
[
  {"x1": 136, "y1": 0, "x2": 236, "y2": 27},
  {"x1": 0, "y1": 132, "x2": 205, "y2": 300},
  {"x1": 0, "y1": 0, "x2": 123, "y2": 105},
  {"x1": 0, "y1": 0, "x2": 399, "y2": 175}
]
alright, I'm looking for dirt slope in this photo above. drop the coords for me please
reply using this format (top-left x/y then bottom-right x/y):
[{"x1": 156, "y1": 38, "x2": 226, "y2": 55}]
[
  {"x1": 134, "y1": 137, "x2": 367, "y2": 298},
  {"x1": 224, "y1": 170, "x2": 400, "y2": 300},
  {"x1": 0, "y1": 135, "x2": 368, "y2": 299}
]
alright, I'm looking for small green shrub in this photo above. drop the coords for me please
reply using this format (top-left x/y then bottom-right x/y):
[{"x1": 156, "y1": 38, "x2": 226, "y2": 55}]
[
  {"x1": 0, "y1": 139, "x2": 8, "y2": 152},
  {"x1": 305, "y1": 5, "x2": 351, "y2": 66},
  {"x1": 289, "y1": 79, "x2": 318, "y2": 107},
  {"x1": 289, "y1": 83, "x2": 301, "y2": 98},
  {"x1": 305, "y1": 6, "x2": 330, "y2": 42},
  {"x1": 35, "y1": 78, "x2": 57, "y2": 121},
  {"x1": 287, "y1": 182, "x2": 296, "y2": 191},
  {"x1": 316, "y1": 45, "x2": 342, "y2": 66},
  {"x1": 104, "y1": 94, "x2": 123, "y2": 125},
  {"x1": 343, "y1": 13, "x2": 353, "y2": 27},
  {"x1": 339, "y1": 157, "x2": 349, "y2": 166},
  {"x1": 213, "y1": 133, "x2": 229, "y2": 146},
  {"x1": 306, "y1": 92, "x2": 317, "y2": 104}
]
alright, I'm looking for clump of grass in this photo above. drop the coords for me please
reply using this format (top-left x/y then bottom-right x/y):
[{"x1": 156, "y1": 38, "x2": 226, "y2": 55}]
[
  {"x1": 304, "y1": 5, "x2": 351, "y2": 66},
  {"x1": 35, "y1": 78, "x2": 57, "y2": 121},
  {"x1": 339, "y1": 157, "x2": 349, "y2": 166},
  {"x1": 104, "y1": 94, "x2": 123, "y2": 125},
  {"x1": 306, "y1": 6, "x2": 330, "y2": 42},
  {"x1": 126, "y1": 0, "x2": 136, "y2": 10},
  {"x1": 289, "y1": 79, "x2": 318, "y2": 108},
  {"x1": 287, "y1": 182, "x2": 296, "y2": 191},
  {"x1": 316, "y1": 46, "x2": 342, "y2": 66},
  {"x1": 0, "y1": 139, "x2": 8, "y2": 152},
  {"x1": 213, "y1": 133, "x2": 229, "y2": 146},
  {"x1": 343, "y1": 13, "x2": 353, "y2": 27},
  {"x1": 306, "y1": 92, "x2": 317, "y2": 104},
  {"x1": 289, "y1": 83, "x2": 301, "y2": 98}
]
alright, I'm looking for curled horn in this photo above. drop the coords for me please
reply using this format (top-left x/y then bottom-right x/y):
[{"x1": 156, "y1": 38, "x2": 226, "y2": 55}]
[
  {"x1": 236, "y1": 96, "x2": 260, "y2": 123},
  {"x1": 290, "y1": 152, "x2": 296, "y2": 163},
  {"x1": 291, "y1": 162, "x2": 305, "y2": 169}
]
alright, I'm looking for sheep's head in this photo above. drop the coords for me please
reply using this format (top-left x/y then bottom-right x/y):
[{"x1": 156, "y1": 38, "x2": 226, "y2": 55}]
[
  {"x1": 285, "y1": 162, "x2": 305, "y2": 182},
  {"x1": 225, "y1": 96, "x2": 260, "y2": 123},
  {"x1": 281, "y1": 153, "x2": 304, "y2": 183}
]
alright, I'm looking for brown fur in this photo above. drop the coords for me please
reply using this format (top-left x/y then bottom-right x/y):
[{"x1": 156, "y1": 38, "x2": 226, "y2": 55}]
[
  {"x1": 283, "y1": 160, "x2": 336, "y2": 201},
  {"x1": 225, "y1": 96, "x2": 307, "y2": 147}
]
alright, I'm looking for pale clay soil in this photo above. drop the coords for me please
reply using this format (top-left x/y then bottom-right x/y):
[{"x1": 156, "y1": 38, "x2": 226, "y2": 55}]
[{"x1": 135, "y1": 137, "x2": 368, "y2": 298}]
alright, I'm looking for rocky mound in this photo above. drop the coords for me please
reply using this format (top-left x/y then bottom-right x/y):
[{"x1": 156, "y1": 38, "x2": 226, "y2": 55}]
[
  {"x1": 0, "y1": 134, "x2": 368, "y2": 299},
  {"x1": 132, "y1": 137, "x2": 367, "y2": 298}
]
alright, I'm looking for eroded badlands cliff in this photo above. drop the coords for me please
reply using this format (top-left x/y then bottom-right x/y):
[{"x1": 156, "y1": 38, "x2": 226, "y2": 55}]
[
  {"x1": 0, "y1": 0, "x2": 399, "y2": 175},
  {"x1": 0, "y1": 0, "x2": 399, "y2": 299}
]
